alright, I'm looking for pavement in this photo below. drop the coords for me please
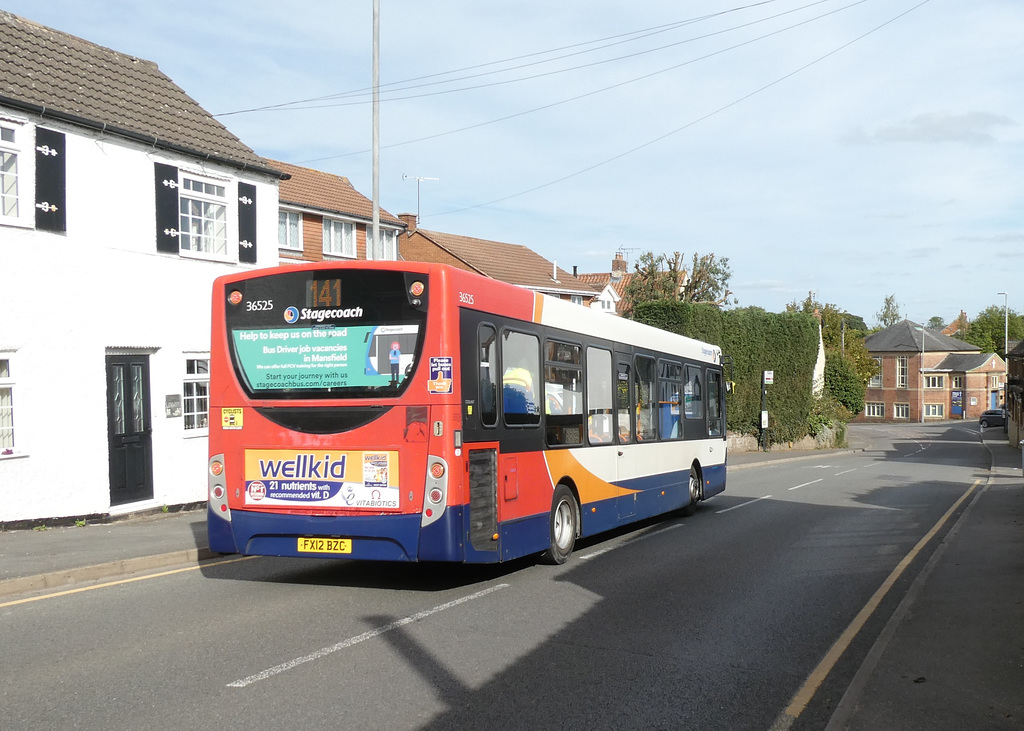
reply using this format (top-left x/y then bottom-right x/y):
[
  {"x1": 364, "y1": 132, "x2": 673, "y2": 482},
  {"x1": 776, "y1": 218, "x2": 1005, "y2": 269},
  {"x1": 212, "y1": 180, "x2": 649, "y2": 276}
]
[{"x1": 0, "y1": 425, "x2": 1021, "y2": 728}]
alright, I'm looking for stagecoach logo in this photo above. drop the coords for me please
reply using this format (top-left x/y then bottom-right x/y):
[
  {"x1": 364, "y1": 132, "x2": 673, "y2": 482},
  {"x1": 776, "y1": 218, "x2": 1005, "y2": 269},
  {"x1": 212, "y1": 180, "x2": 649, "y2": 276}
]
[
  {"x1": 248, "y1": 481, "x2": 267, "y2": 501},
  {"x1": 284, "y1": 306, "x2": 300, "y2": 323}
]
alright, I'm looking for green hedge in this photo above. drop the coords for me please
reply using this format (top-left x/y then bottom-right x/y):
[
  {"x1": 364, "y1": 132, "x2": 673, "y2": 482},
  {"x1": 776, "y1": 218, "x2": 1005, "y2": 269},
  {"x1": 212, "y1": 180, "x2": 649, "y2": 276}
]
[{"x1": 634, "y1": 301, "x2": 819, "y2": 444}]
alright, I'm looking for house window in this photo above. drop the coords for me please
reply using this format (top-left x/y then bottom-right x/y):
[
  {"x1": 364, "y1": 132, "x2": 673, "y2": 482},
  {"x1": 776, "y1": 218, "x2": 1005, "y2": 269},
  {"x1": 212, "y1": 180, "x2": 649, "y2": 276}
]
[
  {"x1": 179, "y1": 175, "x2": 227, "y2": 256},
  {"x1": 952, "y1": 376, "x2": 963, "y2": 388},
  {"x1": 279, "y1": 211, "x2": 302, "y2": 251},
  {"x1": 570, "y1": 295, "x2": 583, "y2": 306},
  {"x1": 0, "y1": 125, "x2": 19, "y2": 220},
  {"x1": 868, "y1": 358, "x2": 882, "y2": 388},
  {"x1": 366, "y1": 227, "x2": 398, "y2": 260},
  {"x1": 990, "y1": 375, "x2": 1000, "y2": 388},
  {"x1": 323, "y1": 219, "x2": 356, "y2": 258},
  {"x1": 894, "y1": 403, "x2": 909, "y2": 419},
  {"x1": 0, "y1": 358, "x2": 13, "y2": 452},
  {"x1": 924, "y1": 375, "x2": 944, "y2": 388},
  {"x1": 924, "y1": 403, "x2": 944, "y2": 418},
  {"x1": 865, "y1": 402, "x2": 884, "y2": 417},
  {"x1": 183, "y1": 358, "x2": 209, "y2": 431},
  {"x1": 896, "y1": 356, "x2": 908, "y2": 389}
]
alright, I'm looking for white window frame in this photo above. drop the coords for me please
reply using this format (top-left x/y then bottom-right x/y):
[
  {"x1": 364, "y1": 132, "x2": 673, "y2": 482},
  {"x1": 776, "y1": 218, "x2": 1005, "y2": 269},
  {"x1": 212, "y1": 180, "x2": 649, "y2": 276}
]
[
  {"x1": 924, "y1": 375, "x2": 944, "y2": 388},
  {"x1": 868, "y1": 357, "x2": 882, "y2": 388},
  {"x1": 896, "y1": 356, "x2": 908, "y2": 389},
  {"x1": 924, "y1": 403, "x2": 944, "y2": 418},
  {"x1": 894, "y1": 403, "x2": 909, "y2": 419},
  {"x1": 0, "y1": 355, "x2": 17, "y2": 455},
  {"x1": 952, "y1": 376, "x2": 964, "y2": 388},
  {"x1": 865, "y1": 402, "x2": 884, "y2": 418},
  {"x1": 178, "y1": 172, "x2": 229, "y2": 259},
  {"x1": 990, "y1": 375, "x2": 1000, "y2": 388},
  {"x1": 183, "y1": 356, "x2": 210, "y2": 435},
  {"x1": 366, "y1": 226, "x2": 398, "y2": 260},
  {"x1": 323, "y1": 218, "x2": 356, "y2": 258},
  {"x1": 570, "y1": 295, "x2": 583, "y2": 306},
  {"x1": 0, "y1": 119, "x2": 33, "y2": 229},
  {"x1": 279, "y1": 209, "x2": 302, "y2": 252}
]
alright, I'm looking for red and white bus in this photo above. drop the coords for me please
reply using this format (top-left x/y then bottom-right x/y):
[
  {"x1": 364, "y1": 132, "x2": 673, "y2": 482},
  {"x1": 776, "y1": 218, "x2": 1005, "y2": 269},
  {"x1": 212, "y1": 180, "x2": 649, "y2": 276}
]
[{"x1": 207, "y1": 261, "x2": 727, "y2": 564}]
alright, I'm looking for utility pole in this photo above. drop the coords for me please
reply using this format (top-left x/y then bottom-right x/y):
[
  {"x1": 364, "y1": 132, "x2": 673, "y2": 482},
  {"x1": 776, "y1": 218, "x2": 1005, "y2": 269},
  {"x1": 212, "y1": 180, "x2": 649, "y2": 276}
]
[{"x1": 371, "y1": 0, "x2": 381, "y2": 259}]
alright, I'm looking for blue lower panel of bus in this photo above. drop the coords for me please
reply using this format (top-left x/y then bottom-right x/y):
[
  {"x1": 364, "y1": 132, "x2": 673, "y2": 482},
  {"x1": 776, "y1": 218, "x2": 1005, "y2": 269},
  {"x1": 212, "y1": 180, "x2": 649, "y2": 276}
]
[
  {"x1": 703, "y1": 463, "x2": 726, "y2": 498},
  {"x1": 207, "y1": 506, "x2": 475, "y2": 562}
]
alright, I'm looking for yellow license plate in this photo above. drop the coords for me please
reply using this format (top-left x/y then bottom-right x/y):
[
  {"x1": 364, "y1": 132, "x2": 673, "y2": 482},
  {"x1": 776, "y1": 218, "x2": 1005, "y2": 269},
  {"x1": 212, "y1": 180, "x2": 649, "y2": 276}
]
[{"x1": 297, "y1": 537, "x2": 352, "y2": 554}]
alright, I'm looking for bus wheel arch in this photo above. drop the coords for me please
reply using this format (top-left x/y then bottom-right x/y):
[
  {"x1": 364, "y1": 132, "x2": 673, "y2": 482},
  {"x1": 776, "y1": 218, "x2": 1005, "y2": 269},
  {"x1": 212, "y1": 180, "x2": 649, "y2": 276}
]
[
  {"x1": 541, "y1": 482, "x2": 579, "y2": 565},
  {"x1": 681, "y1": 461, "x2": 703, "y2": 517}
]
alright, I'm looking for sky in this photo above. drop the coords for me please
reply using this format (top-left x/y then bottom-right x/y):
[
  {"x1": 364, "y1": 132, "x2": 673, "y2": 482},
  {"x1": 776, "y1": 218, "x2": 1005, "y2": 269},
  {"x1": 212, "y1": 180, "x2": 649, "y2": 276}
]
[{"x1": 9, "y1": 1, "x2": 1023, "y2": 326}]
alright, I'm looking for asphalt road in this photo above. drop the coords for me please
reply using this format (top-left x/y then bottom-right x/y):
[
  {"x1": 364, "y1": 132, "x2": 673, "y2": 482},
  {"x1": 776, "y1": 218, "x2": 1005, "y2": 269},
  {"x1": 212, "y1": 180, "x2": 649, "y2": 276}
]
[{"x1": 0, "y1": 423, "x2": 993, "y2": 730}]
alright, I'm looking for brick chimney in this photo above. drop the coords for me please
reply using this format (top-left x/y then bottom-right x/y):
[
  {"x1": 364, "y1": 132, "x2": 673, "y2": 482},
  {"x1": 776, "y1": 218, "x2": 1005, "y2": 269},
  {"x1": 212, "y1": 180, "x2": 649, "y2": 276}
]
[
  {"x1": 611, "y1": 251, "x2": 627, "y2": 281},
  {"x1": 398, "y1": 212, "x2": 417, "y2": 233}
]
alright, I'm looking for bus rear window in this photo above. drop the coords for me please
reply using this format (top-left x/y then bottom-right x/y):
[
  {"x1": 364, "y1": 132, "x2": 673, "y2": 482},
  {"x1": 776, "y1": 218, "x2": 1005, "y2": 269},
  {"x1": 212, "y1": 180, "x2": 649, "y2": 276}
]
[{"x1": 224, "y1": 269, "x2": 427, "y2": 399}]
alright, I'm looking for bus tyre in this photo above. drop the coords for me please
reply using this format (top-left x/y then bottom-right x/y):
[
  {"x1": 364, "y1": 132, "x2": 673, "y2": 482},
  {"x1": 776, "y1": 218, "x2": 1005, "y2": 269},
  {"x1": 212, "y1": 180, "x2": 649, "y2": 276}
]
[
  {"x1": 681, "y1": 466, "x2": 702, "y2": 517},
  {"x1": 542, "y1": 485, "x2": 578, "y2": 565}
]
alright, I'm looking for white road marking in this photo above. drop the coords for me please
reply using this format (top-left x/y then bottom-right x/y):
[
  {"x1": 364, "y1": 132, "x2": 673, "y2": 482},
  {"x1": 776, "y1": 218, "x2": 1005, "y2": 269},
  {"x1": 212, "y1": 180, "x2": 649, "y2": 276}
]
[
  {"x1": 834, "y1": 469, "x2": 857, "y2": 476},
  {"x1": 788, "y1": 479, "x2": 823, "y2": 491},
  {"x1": 579, "y1": 523, "x2": 682, "y2": 560},
  {"x1": 716, "y1": 495, "x2": 772, "y2": 514},
  {"x1": 227, "y1": 583, "x2": 510, "y2": 688}
]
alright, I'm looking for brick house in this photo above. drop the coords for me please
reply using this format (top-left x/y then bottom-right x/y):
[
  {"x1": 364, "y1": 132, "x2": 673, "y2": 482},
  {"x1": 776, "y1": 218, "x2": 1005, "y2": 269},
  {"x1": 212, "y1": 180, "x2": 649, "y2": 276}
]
[
  {"x1": 0, "y1": 12, "x2": 282, "y2": 522},
  {"x1": 860, "y1": 320, "x2": 1004, "y2": 422},
  {"x1": 576, "y1": 252, "x2": 633, "y2": 315},
  {"x1": 397, "y1": 214, "x2": 598, "y2": 304},
  {"x1": 270, "y1": 159, "x2": 405, "y2": 263}
]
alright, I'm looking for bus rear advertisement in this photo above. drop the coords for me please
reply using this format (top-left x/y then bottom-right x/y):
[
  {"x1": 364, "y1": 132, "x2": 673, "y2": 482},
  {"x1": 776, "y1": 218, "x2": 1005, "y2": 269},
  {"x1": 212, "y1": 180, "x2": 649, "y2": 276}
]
[{"x1": 208, "y1": 261, "x2": 726, "y2": 564}]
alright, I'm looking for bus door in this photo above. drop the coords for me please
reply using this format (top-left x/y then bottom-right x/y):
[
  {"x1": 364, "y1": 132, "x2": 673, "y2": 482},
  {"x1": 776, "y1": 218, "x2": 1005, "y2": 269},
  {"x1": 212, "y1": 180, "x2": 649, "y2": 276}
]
[{"x1": 615, "y1": 358, "x2": 636, "y2": 518}]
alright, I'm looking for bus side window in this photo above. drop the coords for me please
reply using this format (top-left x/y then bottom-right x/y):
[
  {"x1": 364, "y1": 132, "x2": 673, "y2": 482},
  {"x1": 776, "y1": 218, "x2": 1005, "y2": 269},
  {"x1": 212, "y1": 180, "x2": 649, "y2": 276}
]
[
  {"x1": 707, "y1": 370, "x2": 723, "y2": 437},
  {"x1": 616, "y1": 362, "x2": 632, "y2": 443},
  {"x1": 658, "y1": 360, "x2": 682, "y2": 440},
  {"x1": 635, "y1": 355, "x2": 657, "y2": 441},
  {"x1": 586, "y1": 347, "x2": 613, "y2": 445},
  {"x1": 501, "y1": 330, "x2": 541, "y2": 426},
  {"x1": 479, "y1": 325, "x2": 498, "y2": 427},
  {"x1": 685, "y1": 365, "x2": 704, "y2": 419}
]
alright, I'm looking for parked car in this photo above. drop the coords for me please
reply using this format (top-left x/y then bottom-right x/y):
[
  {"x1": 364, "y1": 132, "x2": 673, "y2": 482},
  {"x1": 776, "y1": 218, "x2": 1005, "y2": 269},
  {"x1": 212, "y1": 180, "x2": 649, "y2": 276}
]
[{"x1": 979, "y1": 409, "x2": 1005, "y2": 428}]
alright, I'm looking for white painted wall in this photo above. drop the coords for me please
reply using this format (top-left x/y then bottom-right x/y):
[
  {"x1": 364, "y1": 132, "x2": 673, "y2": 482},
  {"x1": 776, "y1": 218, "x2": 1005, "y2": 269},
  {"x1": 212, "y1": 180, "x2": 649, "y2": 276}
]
[{"x1": 0, "y1": 115, "x2": 279, "y2": 522}]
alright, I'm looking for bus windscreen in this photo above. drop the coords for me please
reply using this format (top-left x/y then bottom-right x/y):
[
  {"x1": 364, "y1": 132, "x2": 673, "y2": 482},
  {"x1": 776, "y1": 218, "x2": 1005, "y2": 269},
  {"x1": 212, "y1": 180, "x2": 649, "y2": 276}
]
[{"x1": 224, "y1": 270, "x2": 427, "y2": 398}]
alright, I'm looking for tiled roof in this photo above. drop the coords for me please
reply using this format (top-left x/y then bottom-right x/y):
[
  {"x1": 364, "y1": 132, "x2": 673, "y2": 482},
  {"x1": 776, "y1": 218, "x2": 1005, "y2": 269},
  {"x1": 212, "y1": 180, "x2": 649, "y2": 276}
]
[
  {"x1": 930, "y1": 353, "x2": 1001, "y2": 372},
  {"x1": 0, "y1": 11, "x2": 277, "y2": 175},
  {"x1": 865, "y1": 320, "x2": 979, "y2": 353},
  {"x1": 269, "y1": 159, "x2": 403, "y2": 227},
  {"x1": 415, "y1": 228, "x2": 599, "y2": 295}
]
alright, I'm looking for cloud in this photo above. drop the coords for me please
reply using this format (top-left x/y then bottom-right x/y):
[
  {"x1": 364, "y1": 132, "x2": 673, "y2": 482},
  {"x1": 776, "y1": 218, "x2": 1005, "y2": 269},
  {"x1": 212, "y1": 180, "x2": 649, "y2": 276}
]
[{"x1": 848, "y1": 112, "x2": 1016, "y2": 146}]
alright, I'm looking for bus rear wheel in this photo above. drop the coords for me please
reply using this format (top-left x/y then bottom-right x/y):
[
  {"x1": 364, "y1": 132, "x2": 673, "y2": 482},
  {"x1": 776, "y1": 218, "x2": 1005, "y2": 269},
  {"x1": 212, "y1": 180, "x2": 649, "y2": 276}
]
[
  {"x1": 681, "y1": 466, "x2": 702, "y2": 517},
  {"x1": 542, "y1": 485, "x2": 578, "y2": 565}
]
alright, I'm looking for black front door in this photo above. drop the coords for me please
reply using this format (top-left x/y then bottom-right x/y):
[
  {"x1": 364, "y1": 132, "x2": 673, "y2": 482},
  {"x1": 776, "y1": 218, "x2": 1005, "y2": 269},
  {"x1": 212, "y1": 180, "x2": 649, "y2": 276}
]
[{"x1": 106, "y1": 354, "x2": 154, "y2": 506}]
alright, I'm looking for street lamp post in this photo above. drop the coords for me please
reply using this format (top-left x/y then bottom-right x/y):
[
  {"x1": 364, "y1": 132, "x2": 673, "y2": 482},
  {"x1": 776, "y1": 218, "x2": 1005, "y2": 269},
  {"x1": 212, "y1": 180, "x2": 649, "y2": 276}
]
[{"x1": 998, "y1": 292, "x2": 1008, "y2": 406}]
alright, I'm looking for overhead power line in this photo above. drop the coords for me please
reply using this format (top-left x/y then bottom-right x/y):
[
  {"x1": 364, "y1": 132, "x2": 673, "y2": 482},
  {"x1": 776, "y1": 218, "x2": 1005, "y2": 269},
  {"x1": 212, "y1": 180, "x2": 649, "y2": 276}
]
[
  {"x1": 215, "y1": 1, "x2": 781, "y2": 117},
  {"x1": 429, "y1": 0, "x2": 934, "y2": 219}
]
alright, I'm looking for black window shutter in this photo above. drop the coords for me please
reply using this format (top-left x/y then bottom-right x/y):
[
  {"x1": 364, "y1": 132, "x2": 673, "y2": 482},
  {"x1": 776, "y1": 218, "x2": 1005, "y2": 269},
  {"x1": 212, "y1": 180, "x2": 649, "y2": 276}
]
[
  {"x1": 238, "y1": 182, "x2": 257, "y2": 264},
  {"x1": 154, "y1": 163, "x2": 179, "y2": 253},
  {"x1": 34, "y1": 128, "x2": 66, "y2": 233}
]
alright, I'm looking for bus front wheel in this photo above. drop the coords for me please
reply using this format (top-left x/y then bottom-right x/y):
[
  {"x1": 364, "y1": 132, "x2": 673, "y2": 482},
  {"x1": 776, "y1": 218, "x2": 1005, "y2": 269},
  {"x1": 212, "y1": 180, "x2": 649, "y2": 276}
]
[
  {"x1": 542, "y1": 485, "x2": 578, "y2": 565},
  {"x1": 681, "y1": 465, "x2": 702, "y2": 517}
]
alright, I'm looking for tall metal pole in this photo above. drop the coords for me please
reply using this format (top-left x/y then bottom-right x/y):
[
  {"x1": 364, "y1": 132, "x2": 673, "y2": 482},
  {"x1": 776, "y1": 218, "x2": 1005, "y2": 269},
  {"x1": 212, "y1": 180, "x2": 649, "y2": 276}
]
[
  {"x1": 371, "y1": 0, "x2": 381, "y2": 259},
  {"x1": 999, "y1": 291, "x2": 1008, "y2": 403}
]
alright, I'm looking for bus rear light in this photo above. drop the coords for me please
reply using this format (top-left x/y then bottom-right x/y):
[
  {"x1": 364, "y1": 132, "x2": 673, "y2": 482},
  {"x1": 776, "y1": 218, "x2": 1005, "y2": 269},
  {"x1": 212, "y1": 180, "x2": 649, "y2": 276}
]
[
  {"x1": 421, "y1": 456, "x2": 449, "y2": 529},
  {"x1": 208, "y1": 453, "x2": 230, "y2": 522}
]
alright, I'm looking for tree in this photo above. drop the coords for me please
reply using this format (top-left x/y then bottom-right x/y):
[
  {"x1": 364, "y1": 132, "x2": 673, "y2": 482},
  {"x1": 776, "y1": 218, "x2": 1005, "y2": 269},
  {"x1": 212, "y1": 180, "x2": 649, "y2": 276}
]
[
  {"x1": 875, "y1": 294, "x2": 902, "y2": 328},
  {"x1": 927, "y1": 316, "x2": 946, "y2": 329},
  {"x1": 622, "y1": 250, "x2": 734, "y2": 316},
  {"x1": 824, "y1": 351, "x2": 864, "y2": 415},
  {"x1": 785, "y1": 292, "x2": 874, "y2": 385},
  {"x1": 961, "y1": 305, "x2": 1024, "y2": 356}
]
